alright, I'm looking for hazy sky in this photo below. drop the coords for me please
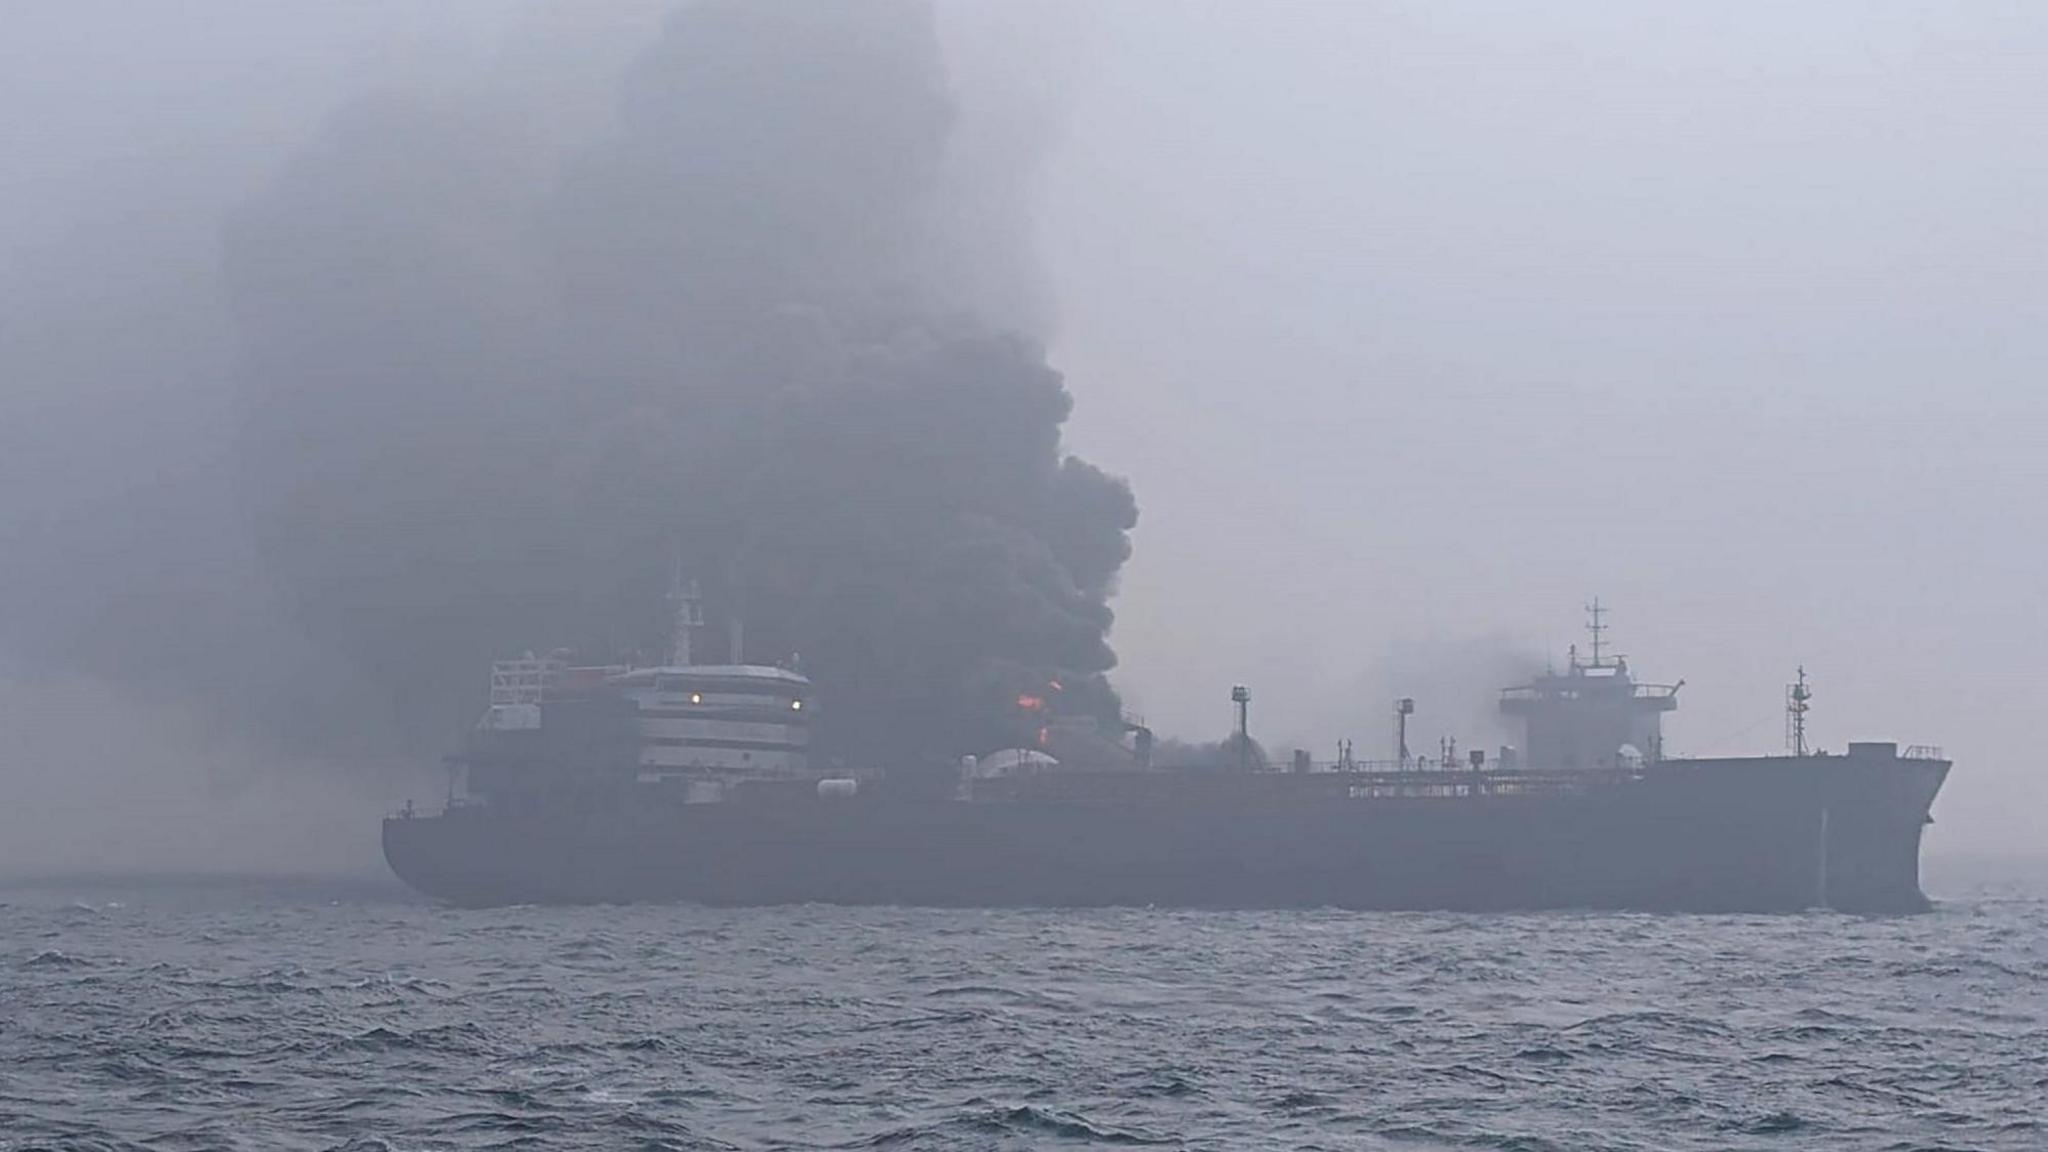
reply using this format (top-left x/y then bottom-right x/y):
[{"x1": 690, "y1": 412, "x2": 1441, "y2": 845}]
[
  {"x1": 3, "y1": 2, "x2": 2041, "y2": 861},
  {"x1": 1025, "y1": 3, "x2": 2047, "y2": 852}
]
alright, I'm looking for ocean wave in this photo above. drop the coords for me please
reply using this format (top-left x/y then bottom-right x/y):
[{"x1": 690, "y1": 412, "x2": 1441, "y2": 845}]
[{"x1": 3, "y1": 880, "x2": 2043, "y2": 1151}]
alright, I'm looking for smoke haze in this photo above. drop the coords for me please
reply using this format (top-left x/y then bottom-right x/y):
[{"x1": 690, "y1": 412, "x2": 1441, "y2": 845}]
[
  {"x1": 4, "y1": 2, "x2": 2043, "y2": 868},
  {"x1": 7, "y1": 2, "x2": 1131, "y2": 780}
]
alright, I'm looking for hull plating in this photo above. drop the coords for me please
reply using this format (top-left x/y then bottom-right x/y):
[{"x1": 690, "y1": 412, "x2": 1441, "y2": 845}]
[{"x1": 385, "y1": 756, "x2": 1947, "y2": 914}]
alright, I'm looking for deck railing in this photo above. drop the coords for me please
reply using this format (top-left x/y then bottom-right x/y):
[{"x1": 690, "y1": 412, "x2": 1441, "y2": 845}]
[{"x1": 971, "y1": 764, "x2": 1652, "y2": 804}]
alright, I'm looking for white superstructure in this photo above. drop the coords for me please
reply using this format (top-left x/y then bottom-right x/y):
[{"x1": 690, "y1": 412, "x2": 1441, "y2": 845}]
[
  {"x1": 621, "y1": 566, "x2": 811, "y2": 787},
  {"x1": 465, "y1": 561, "x2": 814, "y2": 802},
  {"x1": 610, "y1": 663, "x2": 812, "y2": 781}
]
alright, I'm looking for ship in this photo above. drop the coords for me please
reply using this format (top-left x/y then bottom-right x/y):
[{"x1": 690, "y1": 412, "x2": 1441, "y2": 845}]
[{"x1": 383, "y1": 589, "x2": 1949, "y2": 913}]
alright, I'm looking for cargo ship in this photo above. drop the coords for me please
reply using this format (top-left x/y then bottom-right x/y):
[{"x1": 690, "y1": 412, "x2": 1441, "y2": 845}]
[{"x1": 383, "y1": 588, "x2": 1949, "y2": 912}]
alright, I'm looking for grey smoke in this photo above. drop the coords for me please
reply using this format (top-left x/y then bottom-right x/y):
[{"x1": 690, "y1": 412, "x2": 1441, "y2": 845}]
[
  {"x1": 5, "y1": 1, "x2": 1135, "y2": 777},
  {"x1": 1152, "y1": 736, "x2": 1269, "y2": 773},
  {"x1": 1361, "y1": 632, "x2": 1549, "y2": 763}
]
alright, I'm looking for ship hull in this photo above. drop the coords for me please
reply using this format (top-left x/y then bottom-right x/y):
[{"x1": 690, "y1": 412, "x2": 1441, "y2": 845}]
[{"x1": 384, "y1": 752, "x2": 1947, "y2": 914}]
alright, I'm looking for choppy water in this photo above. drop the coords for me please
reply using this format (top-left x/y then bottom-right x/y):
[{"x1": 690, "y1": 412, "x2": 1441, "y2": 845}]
[{"x1": 3, "y1": 860, "x2": 2043, "y2": 1152}]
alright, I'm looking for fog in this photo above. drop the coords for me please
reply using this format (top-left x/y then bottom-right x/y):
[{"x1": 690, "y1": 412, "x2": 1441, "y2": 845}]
[
  {"x1": 1037, "y1": 4, "x2": 2046, "y2": 855},
  {"x1": 3, "y1": 2, "x2": 2041, "y2": 872}
]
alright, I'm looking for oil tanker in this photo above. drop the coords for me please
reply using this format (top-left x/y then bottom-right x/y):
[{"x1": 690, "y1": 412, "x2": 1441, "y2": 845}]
[{"x1": 383, "y1": 590, "x2": 1948, "y2": 913}]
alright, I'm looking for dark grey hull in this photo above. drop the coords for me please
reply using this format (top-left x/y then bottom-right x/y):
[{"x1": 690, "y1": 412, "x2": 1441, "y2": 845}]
[{"x1": 384, "y1": 753, "x2": 1948, "y2": 914}]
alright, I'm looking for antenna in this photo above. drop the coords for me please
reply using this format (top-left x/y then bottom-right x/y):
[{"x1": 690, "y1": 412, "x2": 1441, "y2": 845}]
[
  {"x1": 667, "y1": 544, "x2": 704, "y2": 667},
  {"x1": 1786, "y1": 666, "x2": 1812, "y2": 757},
  {"x1": 1585, "y1": 597, "x2": 1609, "y2": 667}
]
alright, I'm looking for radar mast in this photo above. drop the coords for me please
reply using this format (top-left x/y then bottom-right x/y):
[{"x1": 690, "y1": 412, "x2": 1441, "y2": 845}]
[
  {"x1": 667, "y1": 546, "x2": 704, "y2": 667},
  {"x1": 1586, "y1": 596, "x2": 1610, "y2": 668},
  {"x1": 1786, "y1": 666, "x2": 1812, "y2": 757}
]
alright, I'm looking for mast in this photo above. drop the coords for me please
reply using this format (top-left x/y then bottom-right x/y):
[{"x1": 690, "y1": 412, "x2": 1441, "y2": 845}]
[
  {"x1": 1786, "y1": 666, "x2": 1812, "y2": 756},
  {"x1": 1586, "y1": 596, "x2": 1609, "y2": 667},
  {"x1": 668, "y1": 549, "x2": 703, "y2": 667},
  {"x1": 1231, "y1": 685, "x2": 1251, "y2": 772},
  {"x1": 1395, "y1": 697, "x2": 1414, "y2": 767}
]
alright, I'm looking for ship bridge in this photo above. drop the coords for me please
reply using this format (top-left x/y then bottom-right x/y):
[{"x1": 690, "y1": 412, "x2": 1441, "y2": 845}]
[
  {"x1": 609, "y1": 664, "x2": 812, "y2": 781},
  {"x1": 1500, "y1": 602, "x2": 1681, "y2": 770}
]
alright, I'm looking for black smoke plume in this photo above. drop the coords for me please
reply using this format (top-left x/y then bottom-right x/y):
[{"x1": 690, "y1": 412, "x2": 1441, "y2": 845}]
[{"x1": 221, "y1": 1, "x2": 1135, "y2": 765}]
